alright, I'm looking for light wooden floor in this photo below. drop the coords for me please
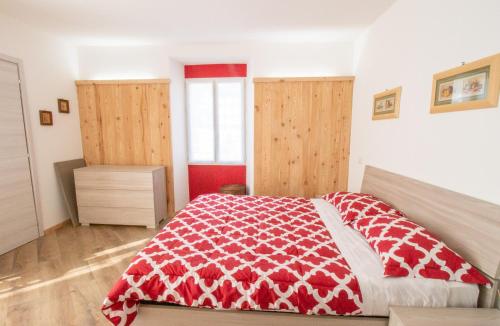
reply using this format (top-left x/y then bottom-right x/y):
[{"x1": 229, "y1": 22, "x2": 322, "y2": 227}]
[{"x1": 0, "y1": 224, "x2": 158, "y2": 326}]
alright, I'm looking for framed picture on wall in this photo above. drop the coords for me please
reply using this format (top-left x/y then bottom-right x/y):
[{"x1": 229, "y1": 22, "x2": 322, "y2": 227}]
[
  {"x1": 430, "y1": 53, "x2": 500, "y2": 113},
  {"x1": 58, "y1": 98, "x2": 70, "y2": 113},
  {"x1": 39, "y1": 110, "x2": 53, "y2": 126},
  {"x1": 372, "y1": 86, "x2": 402, "y2": 120}
]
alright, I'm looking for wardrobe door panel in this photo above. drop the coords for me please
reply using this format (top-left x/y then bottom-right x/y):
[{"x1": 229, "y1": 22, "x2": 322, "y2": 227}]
[{"x1": 254, "y1": 78, "x2": 353, "y2": 197}]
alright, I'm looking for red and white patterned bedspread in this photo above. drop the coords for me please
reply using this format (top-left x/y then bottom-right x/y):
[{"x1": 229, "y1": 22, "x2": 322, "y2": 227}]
[{"x1": 102, "y1": 194, "x2": 363, "y2": 325}]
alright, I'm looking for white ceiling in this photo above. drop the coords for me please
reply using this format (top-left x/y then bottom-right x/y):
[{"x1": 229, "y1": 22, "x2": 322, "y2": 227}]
[{"x1": 0, "y1": 0, "x2": 395, "y2": 45}]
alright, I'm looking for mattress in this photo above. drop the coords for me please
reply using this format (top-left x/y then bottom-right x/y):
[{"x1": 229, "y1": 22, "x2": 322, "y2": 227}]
[
  {"x1": 102, "y1": 194, "x2": 480, "y2": 325},
  {"x1": 312, "y1": 198, "x2": 479, "y2": 316}
]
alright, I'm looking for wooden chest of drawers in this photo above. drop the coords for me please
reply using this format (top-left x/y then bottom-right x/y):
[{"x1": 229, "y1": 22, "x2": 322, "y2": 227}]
[{"x1": 74, "y1": 165, "x2": 167, "y2": 228}]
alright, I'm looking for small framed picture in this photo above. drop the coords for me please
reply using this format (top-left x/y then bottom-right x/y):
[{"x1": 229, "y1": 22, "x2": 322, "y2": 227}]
[
  {"x1": 430, "y1": 53, "x2": 500, "y2": 113},
  {"x1": 58, "y1": 98, "x2": 70, "y2": 113},
  {"x1": 372, "y1": 86, "x2": 402, "y2": 120},
  {"x1": 39, "y1": 110, "x2": 53, "y2": 126}
]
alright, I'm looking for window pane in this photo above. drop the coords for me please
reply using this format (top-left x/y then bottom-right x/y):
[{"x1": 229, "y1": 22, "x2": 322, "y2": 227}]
[
  {"x1": 188, "y1": 82, "x2": 214, "y2": 162},
  {"x1": 216, "y1": 81, "x2": 244, "y2": 162}
]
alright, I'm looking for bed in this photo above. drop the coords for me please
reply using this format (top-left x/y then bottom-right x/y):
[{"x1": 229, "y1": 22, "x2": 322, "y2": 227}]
[{"x1": 103, "y1": 166, "x2": 500, "y2": 325}]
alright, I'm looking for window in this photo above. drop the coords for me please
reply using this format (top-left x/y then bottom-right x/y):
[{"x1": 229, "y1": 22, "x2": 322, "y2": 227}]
[{"x1": 187, "y1": 78, "x2": 245, "y2": 164}]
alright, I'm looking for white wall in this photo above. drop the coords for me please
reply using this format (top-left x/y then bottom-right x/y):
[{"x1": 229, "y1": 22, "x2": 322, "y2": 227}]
[
  {"x1": 170, "y1": 42, "x2": 353, "y2": 77},
  {"x1": 168, "y1": 59, "x2": 189, "y2": 211},
  {"x1": 0, "y1": 14, "x2": 82, "y2": 229},
  {"x1": 78, "y1": 45, "x2": 170, "y2": 80},
  {"x1": 77, "y1": 41, "x2": 354, "y2": 201},
  {"x1": 77, "y1": 42, "x2": 353, "y2": 80},
  {"x1": 350, "y1": 0, "x2": 500, "y2": 204}
]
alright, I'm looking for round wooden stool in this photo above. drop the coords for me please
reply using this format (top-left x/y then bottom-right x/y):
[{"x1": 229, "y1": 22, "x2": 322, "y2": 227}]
[{"x1": 219, "y1": 184, "x2": 247, "y2": 195}]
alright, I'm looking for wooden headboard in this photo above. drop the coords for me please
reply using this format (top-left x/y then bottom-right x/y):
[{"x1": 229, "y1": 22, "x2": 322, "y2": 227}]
[{"x1": 361, "y1": 165, "x2": 500, "y2": 308}]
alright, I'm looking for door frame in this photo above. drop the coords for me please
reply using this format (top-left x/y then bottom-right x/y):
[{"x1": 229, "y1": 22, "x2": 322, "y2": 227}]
[{"x1": 0, "y1": 53, "x2": 44, "y2": 236}]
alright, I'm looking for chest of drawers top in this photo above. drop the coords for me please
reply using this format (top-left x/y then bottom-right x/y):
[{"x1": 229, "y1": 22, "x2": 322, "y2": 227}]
[{"x1": 76, "y1": 165, "x2": 164, "y2": 172}]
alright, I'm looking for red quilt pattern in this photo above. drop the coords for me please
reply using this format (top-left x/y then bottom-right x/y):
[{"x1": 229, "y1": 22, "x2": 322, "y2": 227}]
[
  {"x1": 352, "y1": 214, "x2": 490, "y2": 285},
  {"x1": 102, "y1": 194, "x2": 363, "y2": 325},
  {"x1": 322, "y1": 192, "x2": 404, "y2": 225}
]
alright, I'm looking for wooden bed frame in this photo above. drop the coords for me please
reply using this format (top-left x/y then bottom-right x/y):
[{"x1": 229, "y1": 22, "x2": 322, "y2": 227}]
[{"x1": 135, "y1": 165, "x2": 500, "y2": 325}]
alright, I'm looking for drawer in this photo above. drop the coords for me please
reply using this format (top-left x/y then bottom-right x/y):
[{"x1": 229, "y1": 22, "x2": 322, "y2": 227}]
[
  {"x1": 78, "y1": 206, "x2": 155, "y2": 226},
  {"x1": 74, "y1": 170, "x2": 153, "y2": 190},
  {"x1": 76, "y1": 189, "x2": 154, "y2": 208}
]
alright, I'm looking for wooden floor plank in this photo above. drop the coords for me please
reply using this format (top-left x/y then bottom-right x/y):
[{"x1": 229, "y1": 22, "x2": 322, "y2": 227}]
[{"x1": 0, "y1": 223, "x2": 157, "y2": 325}]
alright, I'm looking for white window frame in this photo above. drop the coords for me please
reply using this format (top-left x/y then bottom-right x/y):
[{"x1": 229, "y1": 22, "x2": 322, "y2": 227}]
[{"x1": 186, "y1": 77, "x2": 246, "y2": 165}]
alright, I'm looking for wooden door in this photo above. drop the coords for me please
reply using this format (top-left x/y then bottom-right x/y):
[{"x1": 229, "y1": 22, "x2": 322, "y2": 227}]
[
  {"x1": 0, "y1": 58, "x2": 39, "y2": 254},
  {"x1": 254, "y1": 77, "x2": 353, "y2": 197}
]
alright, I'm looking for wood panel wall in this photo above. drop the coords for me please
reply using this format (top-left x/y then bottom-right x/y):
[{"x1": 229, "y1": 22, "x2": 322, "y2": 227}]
[
  {"x1": 254, "y1": 77, "x2": 354, "y2": 197},
  {"x1": 75, "y1": 79, "x2": 175, "y2": 218}
]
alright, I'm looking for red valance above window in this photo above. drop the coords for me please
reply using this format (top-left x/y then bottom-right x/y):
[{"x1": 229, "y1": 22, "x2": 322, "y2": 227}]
[{"x1": 184, "y1": 64, "x2": 247, "y2": 78}]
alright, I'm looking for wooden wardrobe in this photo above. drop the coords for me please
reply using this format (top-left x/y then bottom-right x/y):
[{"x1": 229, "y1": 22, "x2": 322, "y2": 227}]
[
  {"x1": 75, "y1": 79, "x2": 175, "y2": 218},
  {"x1": 254, "y1": 77, "x2": 354, "y2": 197}
]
